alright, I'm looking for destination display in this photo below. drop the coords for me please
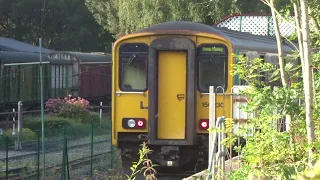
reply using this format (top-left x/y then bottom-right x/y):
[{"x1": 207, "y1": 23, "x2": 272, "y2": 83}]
[{"x1": 198, "y1": 44, "x2": 228, "y2": 55}]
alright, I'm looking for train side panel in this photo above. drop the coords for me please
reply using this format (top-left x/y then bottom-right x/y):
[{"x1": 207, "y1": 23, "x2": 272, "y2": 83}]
[{"x1": 79, "y1": 64, "x2": 112, "y2": 101}]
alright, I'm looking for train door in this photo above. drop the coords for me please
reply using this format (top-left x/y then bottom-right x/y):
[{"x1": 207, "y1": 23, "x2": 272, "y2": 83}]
[
  {"x1": 148, "y1": 37, "x2": 196, "y2": 145},
  {"x1": 157, "y1": 51, "x2": 186, "y2": 139}
]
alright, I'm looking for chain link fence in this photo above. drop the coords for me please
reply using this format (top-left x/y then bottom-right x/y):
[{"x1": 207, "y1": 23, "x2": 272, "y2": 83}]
[{"x1": 0, "y1": 122, "x2": 115, "y2": 180}]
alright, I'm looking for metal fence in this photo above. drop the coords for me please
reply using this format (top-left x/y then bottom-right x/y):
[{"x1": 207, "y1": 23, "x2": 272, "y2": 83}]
[{"x1": 0, "y1": 122, "x2": 115, "y2": 180}]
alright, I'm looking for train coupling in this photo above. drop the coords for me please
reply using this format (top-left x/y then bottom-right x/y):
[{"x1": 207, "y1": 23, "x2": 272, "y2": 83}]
[
  {"x1": 138, "y1": 134, "x2": 148, "y2": 141},
  {"x1": 157, "y1": 146, "x2": 180, "y2": 167}
]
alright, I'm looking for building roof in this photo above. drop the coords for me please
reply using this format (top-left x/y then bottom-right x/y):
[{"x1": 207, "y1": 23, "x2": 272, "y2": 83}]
[{"x1": 0, "y1": 37, "x2": 53, "y2": 53}]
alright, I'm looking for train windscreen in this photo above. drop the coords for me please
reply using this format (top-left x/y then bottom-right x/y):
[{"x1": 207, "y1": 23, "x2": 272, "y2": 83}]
[{"x1": 197, "y1": 44, "x2": 228, "y2": 93}]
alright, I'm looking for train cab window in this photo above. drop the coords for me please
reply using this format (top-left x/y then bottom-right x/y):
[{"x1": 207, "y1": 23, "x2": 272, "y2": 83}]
[
  {"x1": 197, "y1": 44, "x2": 228, "y2": 93},
  {"x1": 119, "y1": 44, "x2": 148, "y2": 91}
]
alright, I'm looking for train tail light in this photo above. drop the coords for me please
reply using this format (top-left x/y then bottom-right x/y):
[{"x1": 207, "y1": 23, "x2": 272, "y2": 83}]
[
  {"x1": 199, "y1": 119, "x2": 209, "y2": 130},
  {"x1": 137, "y1": 120, "x2": 144, "y2": 127},
  {"x1": 123, "y1": 118, "x2": 146, "y2": 129}
]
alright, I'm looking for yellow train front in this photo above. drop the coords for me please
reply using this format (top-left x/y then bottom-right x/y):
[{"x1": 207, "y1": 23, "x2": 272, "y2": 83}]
[{"x1": 111, "y1": 21, "x2": 234, "y2": 175}]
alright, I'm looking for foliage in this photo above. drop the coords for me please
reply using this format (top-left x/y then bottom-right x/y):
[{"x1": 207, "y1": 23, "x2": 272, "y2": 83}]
[
  {"x1": 80, "y1": 111, "x2": 100, "y2": 124},
  {"x1": 125, "y1": 142, "x2": 158, "y2": 180},
  {"x1": 45, "y1": 95, "x2": 99, "y2": 124},
  {"x1": 24, "y1": 116, "x2": 73, "y2": 132},
  {"x1": 0, "y1": 0, "x2": 114, "y2": 52},
  {"x1": 226, "y1": 53, "x2": 320, "y2": 179},
  {"x1": 46, "y1": 95, "x2": 90, "y2": 114},
  {"x1": 22, "y1": 96, "x2": 100, "y2": 133},
  {"x1": 85, "y1": 0, "x2": 291, "y2": 39},
  {"x1": 4, "y1": 128, "x2": 37, "y2": 141},
  {"x1": 297, "y1": 160, "x2": 320, "y2": 180}
]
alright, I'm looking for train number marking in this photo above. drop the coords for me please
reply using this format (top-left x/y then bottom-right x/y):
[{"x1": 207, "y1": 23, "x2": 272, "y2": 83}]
[{"x1": 202, "y1": 102, "x2": 223, "y2": 108}]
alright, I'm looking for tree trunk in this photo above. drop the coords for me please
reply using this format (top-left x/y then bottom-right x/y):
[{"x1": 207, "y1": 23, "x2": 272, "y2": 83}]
[
  {"x1": 268, "y1": 0, "x2": 293, "y2": 133},
  {"x1": 300, "y1": 0, "x2": 316, "y2": 164},
  {"x1": 270, "y1": 0, "x2": 287, "y2": 87},
  {"x1": 294, "y1": 2, "x2": 304, "y2": 73}
]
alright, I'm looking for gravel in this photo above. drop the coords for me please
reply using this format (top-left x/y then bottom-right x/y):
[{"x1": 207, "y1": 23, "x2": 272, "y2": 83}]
[{"x1": 0, "y1": 134, "x2": 112, "y2": 170}]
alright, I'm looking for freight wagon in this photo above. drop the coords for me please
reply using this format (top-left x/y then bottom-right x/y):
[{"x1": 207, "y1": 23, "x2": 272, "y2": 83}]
[{"x1": 0, "y1": 50, "x2": 112, "y2": 111}]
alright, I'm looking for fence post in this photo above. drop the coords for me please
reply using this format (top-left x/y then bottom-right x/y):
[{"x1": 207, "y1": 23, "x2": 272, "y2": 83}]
[
  {"x1": 61, "y1": 127, "x2": 70, "y2": 180},
  {"x1": 5, "y1": 135, "x2": 8, "y2": 180},
  {"x1": 66, "y1": 128, "x2": 70, "y2": 180},
  {"x1": 90, "y1": 123, "x2": 94, "y2": 177},
  {"x1": 37, "y1": 133, "x2": 40, "y2": 180},
  {"x1": 16, "y1": 101, "x2": 22, "y2": 150}
]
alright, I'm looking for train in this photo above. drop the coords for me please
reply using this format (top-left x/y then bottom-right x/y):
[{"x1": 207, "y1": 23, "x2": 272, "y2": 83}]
[
  {"x1": 110, "y1": 21, "x2": 296, "y2": 177},
  {"x1": 0, "y1": 38, "x2": 112, "y2": 111}
]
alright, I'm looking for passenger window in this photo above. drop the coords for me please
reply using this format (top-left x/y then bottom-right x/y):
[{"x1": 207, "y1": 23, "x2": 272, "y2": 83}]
[
  {"x1": 198, "y1": 44, "x2": 228, "y2": 93},
  {"x1": 119, "y1": 44, "x2": 148, "y2": 91}
]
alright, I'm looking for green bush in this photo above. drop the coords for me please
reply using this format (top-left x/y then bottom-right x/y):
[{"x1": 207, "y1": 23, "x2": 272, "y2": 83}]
[
  {"x1": 80, "y1": 112, "x2": 100, "y2": 124},
  {"x1": 57, "y1": 105, "x2": 100, "y2": 124},
  {"x1": 4, "y1": 128, "x2": 37, "y2": 141},
  {"x1": 58, "y1": 103, "x2": 88, "y2": 120},
  {"x1": 24, "y1": 116, "x2": 73, "y2": 132}
]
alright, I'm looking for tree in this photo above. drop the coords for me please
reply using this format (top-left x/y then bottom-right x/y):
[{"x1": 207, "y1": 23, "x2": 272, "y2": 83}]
[
  {"x1": 85, "y1": 0, "x2": 293, "y2": 39},
  {"x1": 261, "y1": 0, "x2": 317, "y2": 165},
  {"x1": 299, "y1": 0, "x2": 316, "y2": 164},
  {"x1": 0, "y1": 0, "x2": 114, "y2": 52}
]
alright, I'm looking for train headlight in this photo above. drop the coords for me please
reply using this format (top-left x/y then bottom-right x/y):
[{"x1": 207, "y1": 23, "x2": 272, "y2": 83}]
[{"x1": 127, "y1": 119, "x2": 136, "y2": 128}]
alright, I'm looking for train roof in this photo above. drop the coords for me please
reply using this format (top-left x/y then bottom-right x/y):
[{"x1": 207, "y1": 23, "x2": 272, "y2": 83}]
[
  {"x1": 65, "y1": 52, "x2": 112, "y2": 63},
  {"x1": 0, "y1": 51, "x2": 73, "y2": 64},
  {"x1": 0, "y1": 37, "x2": 53, "y2": 53},
  {"x1": 0, "y1": 37, "x2": 111, "y2": 65},
  {"x1": 136, "y1": 21, "x2": 296, "y2": 54},
  {"x1": 48, "y1": 51, "x2": 112, "y2": 64},
  {"x1": 0, "y1": 51, "x2": 112, "y2": 65}
]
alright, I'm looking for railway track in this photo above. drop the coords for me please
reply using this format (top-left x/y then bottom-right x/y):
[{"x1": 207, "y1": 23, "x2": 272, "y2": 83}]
[
  {"x1": 2, "y1": 152, "x2": 110, "y2": 180},
  {"x1": 5, "y1": 136, "x2": 81, "y2": 151},
  {"x1": 0, "y1": 139, "x2": 111, "y2": 162}
]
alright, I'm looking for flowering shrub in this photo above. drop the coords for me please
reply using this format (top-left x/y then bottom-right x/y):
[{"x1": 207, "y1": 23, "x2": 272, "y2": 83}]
[
  {"x1": 64, "y1": 94, "x2": 90, "y2": 109},
  {"x1": 45, "y1": 94, "x2": 92, "y2": 120},
  {"x1": 45, "y1": 98, "x2": 64, "y2": 114}
]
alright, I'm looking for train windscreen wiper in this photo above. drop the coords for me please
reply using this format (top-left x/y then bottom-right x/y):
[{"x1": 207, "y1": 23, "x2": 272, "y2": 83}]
[
  {"x1": 209, "y1": 55, "x2": 224, "y2": 75},
  {"x1": 128, "y1": 54, "x2": 137, "y2": 66}
]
